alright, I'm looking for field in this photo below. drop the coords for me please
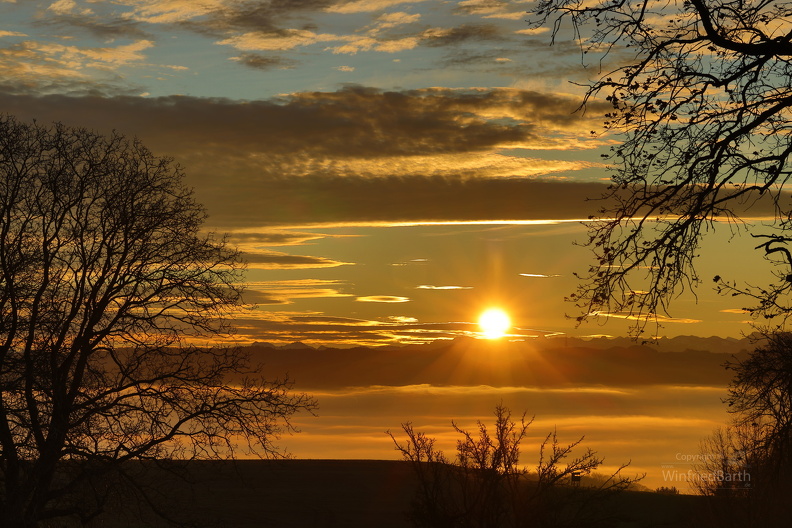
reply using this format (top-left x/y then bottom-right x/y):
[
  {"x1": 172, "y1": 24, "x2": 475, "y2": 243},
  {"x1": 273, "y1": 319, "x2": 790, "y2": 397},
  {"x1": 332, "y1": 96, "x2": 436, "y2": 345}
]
[{"x1": 82, "y1": 459, "x2": 712, "y2": 528}]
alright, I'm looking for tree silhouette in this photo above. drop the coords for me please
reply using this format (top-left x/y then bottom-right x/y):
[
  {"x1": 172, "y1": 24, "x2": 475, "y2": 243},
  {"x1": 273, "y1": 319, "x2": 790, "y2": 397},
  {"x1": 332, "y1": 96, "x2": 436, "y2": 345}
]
[
  {"x1": 0, "y1": 116, "x2": 316, "y2": 527},
  {"x1": 724, "y1": 332, "x2": 792, "y2": 497},
  {"x1": 389, "y1": 405, "x2": 638, "y2": 528},
  {"x1": 531, "y1": 0, "x2": 792, "y2": 329},
  {"x1": 692, "y1": 332, "x2": 792, "y2": 526}
]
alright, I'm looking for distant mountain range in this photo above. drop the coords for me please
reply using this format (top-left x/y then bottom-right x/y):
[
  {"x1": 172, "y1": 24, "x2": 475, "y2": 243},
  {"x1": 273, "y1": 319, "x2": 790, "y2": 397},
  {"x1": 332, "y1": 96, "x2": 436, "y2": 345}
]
[
  {"x1": 246, "y1": 335, "x2": 755, "y2": 390},
  {"x1": 253, "y1": 334, "x2": 754, "y2": 354}
]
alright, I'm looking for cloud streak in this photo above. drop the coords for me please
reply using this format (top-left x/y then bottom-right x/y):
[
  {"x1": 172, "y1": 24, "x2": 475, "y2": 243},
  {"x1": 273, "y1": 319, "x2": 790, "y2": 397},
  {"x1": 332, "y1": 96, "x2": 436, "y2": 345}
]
[
  {"x1": 242, "y1": 251, "x2": 353, "y2": 269},
  {"x1": 590, "y1": 311, "x2": 703, "y2": 324},
  {"x1": 227, "y1": 230, "x2": 350, "y2": 246},
  {"x1": 356, "y1": 296, "x2": 411, "y2": 303},
  {"x1": 416, "y1": 285, "x2": 473, "y2": 290},
  {"x1": 243, "y1": 279, "x2": 351, "y2": 304}
]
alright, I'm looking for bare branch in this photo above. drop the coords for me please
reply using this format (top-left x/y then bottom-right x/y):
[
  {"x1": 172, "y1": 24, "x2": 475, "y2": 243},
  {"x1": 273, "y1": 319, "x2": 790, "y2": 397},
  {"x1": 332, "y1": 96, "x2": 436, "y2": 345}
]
[
  {"x1": 530, "y1": 0, "x2": 792, "y2": 331},
  {"x1": 0, "y1": 117, "x2": 317, "y2": 527}
]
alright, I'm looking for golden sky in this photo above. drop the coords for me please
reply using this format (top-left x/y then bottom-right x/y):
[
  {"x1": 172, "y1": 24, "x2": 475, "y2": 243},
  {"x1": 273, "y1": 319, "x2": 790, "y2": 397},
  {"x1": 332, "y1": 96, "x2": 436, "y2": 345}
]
[
  {"x1": 0, "y1": 0, "x2": 770, "y2": 491},
  {"x1": 0, "y1": 1, "x2": 766, "y2": 344},
  {"x1": 269, "y1": 336, "x2": 743, "y2": 490}
]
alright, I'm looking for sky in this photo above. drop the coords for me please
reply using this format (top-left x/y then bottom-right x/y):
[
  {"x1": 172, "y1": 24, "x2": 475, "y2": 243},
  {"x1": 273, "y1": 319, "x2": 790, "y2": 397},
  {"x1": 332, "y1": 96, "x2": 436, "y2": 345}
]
[
  {"x1": 0, "y1": 0, "x2": 769, "y2": 491},
  {"x1": 0, "y1": 0, "x2": 769, "y2": 346},
  {"x1": 274, "y1": 335, "x2": 744, "y2": 490}
]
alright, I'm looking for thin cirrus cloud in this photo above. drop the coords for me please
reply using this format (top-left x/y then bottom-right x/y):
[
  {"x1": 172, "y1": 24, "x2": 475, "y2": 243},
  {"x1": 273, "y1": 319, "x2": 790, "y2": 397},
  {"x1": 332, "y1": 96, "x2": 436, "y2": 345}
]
[
  {"x1": 589, "y1": 311, "x2": 703, "y2": 324},
  {"x1": 217, "y1": 29, "x2": 339, "y2": 51},
  {"x1": 313, "y1": 384, "x2": 634, "y2": 398},
  {"x1": 227, "y1": 231, "x2": 349, "y2": 247},
  {"x1": 243, "y1": 279, "x2": 351, "y2": 305},
  {"x1": 356, "y1": 296, "x2": 411, "y2": 303},
  {"x1": 454, "y1": 0, "x2": 533, "y2": 19},
  {"x1": 388, "y1": 316, "x2": 418, "y2": 323},
  {"x1": 416, "y1": 285, "x2": 473, "y2": 290},
  {"x1": 519, "y1": 273, "x2": 561, "y2": 278},
  {"x1": 241, "y1": 251, "x2": 353, "y2": 269},
  {"x1": 515, "y1": 27, "x2": 551, "y2": 35},
  {"x1": 326, "y1": 0, "x2": 428, "y2": 14},
  {"x1": 124, "y1": 0, "x2": 222, "y2": 25},
  {"x1": 391, "y1": 258, "x2": 429, "y2": 267}
]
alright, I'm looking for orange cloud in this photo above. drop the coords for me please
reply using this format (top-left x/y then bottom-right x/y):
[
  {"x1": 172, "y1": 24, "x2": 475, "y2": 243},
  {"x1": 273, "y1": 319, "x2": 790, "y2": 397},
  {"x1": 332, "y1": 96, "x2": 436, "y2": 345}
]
[
  {"x1": 590, "y1": 311, "x2": 702, "y2": 324},
  {"x1": 416, "y1": 285, "x2": 473, "y2": 290},
  {"x1": 242, "y1": 251, "x2": 353, "y2": 269},
  {"x1": 326, "y1": 0, "x2": 428, "y2": 14},
  {"x1": 356, "y1": 296, "x2": 410, "y2": 303},
  {"x1": 243, "y1": 280, "x2": 352, "y2": 304}
]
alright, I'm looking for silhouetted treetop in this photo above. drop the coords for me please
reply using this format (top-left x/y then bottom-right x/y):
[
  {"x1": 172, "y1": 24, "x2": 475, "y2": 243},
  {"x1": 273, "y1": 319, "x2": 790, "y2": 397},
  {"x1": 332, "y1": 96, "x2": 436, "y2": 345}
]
[
  {"x1": 531, "y1": 0, "x2": 792, "y2": 329},
  {"x1": 0, "y1": 116, "x2": 316, "y2": 528}
]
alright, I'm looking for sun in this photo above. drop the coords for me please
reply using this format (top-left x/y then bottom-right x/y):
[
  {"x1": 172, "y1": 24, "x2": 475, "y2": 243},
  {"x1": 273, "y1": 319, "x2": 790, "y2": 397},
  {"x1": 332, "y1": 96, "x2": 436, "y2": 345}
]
[{"x1": 478, "y1": 308, "x2": 511, "y2": 339}]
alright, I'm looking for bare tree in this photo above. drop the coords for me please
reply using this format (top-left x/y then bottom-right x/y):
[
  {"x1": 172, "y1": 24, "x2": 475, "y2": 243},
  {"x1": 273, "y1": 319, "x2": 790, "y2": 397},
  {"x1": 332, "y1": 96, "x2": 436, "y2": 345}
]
[
  {"x1": 725, "y1": 331, "x2": 792, "y2": 487},
  {"x1": 694, "y1": 425, "x2": 756, "y2": 496},
  {"x1": 530, "y1": 0, "x2": 792, "y2": 329},
  {"x1": 387, "y1": 423, "x2": 454, "y2": 527},
  {"x1": 0, "y1": 116, "x2": 317, "y2": 527},
  {"x1": 389, "y1": 404, "x2": 639, "y2": 528},
  {"x1": 687, "y1": 332, "x2": 792, "y2": 526}
]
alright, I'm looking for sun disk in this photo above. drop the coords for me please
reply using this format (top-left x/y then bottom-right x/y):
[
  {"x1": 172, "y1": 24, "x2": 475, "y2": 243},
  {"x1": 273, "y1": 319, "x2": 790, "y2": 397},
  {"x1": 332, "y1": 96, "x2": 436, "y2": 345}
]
[{"x1": 478, "y1": 308, "x2": 511, "y2": 339}]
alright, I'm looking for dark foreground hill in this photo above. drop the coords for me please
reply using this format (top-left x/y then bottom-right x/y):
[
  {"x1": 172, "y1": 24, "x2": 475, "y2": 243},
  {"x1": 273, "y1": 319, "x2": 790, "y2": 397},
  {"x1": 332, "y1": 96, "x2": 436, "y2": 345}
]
[{"x1": 80, "y1": 459, "x2": 709, "y2": 528}]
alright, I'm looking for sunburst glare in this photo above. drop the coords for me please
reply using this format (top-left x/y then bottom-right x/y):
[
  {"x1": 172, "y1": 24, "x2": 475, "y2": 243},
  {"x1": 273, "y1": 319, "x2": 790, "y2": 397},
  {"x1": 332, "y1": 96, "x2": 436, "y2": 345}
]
[{"x1": 478, "y1": 308, "x2": 511, "y2": 339}]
